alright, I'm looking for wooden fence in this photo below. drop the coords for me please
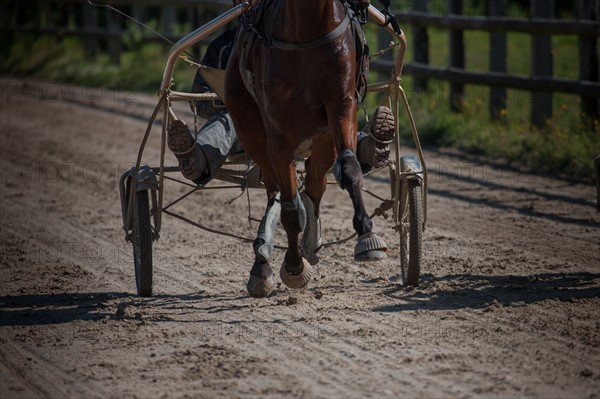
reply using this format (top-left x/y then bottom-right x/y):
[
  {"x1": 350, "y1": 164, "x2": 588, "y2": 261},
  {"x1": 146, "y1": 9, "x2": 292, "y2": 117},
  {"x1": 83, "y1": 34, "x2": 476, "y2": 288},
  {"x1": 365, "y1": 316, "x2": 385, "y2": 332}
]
[
  {"x1": 1, "y1": 0, "x2": 233, "y2": 63},
  {"x1": 370, "y1": 0, "x2": 600, "y2": 125},
  {"x1": 2, "y1": 0, "x2": 599, "y2": 125}
]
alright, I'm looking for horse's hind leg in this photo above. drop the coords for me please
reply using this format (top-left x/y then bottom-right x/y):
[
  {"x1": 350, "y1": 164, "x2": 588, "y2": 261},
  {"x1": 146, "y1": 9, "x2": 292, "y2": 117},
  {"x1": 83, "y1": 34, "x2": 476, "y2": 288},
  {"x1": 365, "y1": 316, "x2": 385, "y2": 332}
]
[
  {"x1": 329, "y1": 109, "x2": 387, "y2": 261},
  {"x1": 302, "y1": 133, "x2": 336, "y2": 265}
]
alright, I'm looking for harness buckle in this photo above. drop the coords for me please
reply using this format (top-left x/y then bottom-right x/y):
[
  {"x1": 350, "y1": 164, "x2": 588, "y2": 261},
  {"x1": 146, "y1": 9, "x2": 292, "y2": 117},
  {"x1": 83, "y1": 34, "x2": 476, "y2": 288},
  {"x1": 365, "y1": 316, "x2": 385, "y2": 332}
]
[{"x1": 357, "y1": 8, "x2": 368, "y2": 24}]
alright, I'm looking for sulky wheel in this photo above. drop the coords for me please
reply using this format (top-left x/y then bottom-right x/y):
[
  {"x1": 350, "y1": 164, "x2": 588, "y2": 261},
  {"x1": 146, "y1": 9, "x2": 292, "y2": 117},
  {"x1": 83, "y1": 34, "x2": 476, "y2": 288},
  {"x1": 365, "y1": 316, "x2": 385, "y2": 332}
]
[
  {"x1": 131, "y1": 190, "x2": 153, "y2": 297},
  {"x1": 399, "y1": 179, "x2": 423, "y2": 286}
]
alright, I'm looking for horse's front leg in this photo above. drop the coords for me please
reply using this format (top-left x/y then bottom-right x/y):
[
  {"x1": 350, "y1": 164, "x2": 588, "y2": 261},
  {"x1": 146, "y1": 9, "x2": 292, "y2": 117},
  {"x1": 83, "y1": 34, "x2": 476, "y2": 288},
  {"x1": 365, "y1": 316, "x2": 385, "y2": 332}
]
[
  {"x1": 270, "y1": 141, "x2": 314, "y2": 289},
  {"x1": 330, "y1": 107, "x2": 388, "y2": 261},
  {"x1": 247, "y1": 183, "x2": 280, "y2": 298}
]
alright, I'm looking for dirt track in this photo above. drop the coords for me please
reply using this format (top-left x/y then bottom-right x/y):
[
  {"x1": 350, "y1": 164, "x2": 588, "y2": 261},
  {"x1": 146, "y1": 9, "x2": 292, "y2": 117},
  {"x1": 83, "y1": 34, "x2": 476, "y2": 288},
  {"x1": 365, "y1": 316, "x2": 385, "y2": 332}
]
[{"x1": 1, "y1": 78, "x2": 599, "y2": 398}]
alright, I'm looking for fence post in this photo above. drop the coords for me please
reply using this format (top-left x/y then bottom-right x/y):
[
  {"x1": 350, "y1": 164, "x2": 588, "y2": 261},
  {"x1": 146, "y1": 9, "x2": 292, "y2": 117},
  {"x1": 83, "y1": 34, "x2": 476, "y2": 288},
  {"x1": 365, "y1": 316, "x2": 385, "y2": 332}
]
[
  {"x1": 68, "y1": 3, "x2": 76, "y2": 28},
  {"x1": 412, "y1": 0, "x2": 429, "y2": 93},
  {"x1": 107, "y1": 8, "x2": 122, "y2": 65},
  {"x1": 377, "y1": 25, "x2": 394, "y2": 84},
  {"x1": 489, "y1": 0, "x2": 507, "y2": 121},
  {"x1": 38, "y1": 0, "x2": 50, "y2": 29},
  {"x1": 0, "y1": 1, "x2": 7, "y2": 28},
  {"x1": 132, "y1": 5, "x2": 147, "y2": 24},
  {"x1": 531, "y1": 0, "x2": 554, "y2": 128},
  {"x1": 0, "y1": 1, "x2": 12, "y2": 52},
  {"x1": 162, "y1": 6, "x2": 176, "y2": 42},
  {"x1": 82, "y1": 4, "x2": 99, "y2": 59},
  {"x1": 578, "y1": 0, "x2": 600, "y2": 122},
  {"x1": 191, "y1": 6, "x2": 202, "y2": 61},
  {"x1": 448, "y1": 0, "x2": 465, "y2": 112},
  {"x1": 132, "y1": 4, "x2": 147, "y2": 38},
  {"x1": 11, "y1": 1, "x2": 21, "y2": 28}
]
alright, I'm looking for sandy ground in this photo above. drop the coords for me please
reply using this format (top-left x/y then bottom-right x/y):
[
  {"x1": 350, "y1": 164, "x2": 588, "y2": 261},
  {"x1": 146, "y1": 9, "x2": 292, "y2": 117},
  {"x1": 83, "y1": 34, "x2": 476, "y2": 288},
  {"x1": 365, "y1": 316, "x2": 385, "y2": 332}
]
[{"x1": 1, "y1": 78, "x2": 599, "y2": 399}]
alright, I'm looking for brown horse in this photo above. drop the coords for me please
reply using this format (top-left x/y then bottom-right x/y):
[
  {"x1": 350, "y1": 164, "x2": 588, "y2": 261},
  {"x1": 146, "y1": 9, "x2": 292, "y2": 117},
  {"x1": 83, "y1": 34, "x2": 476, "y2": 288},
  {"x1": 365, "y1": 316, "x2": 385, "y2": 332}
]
[{"x1": 225, "y1": 0, "x2": 388, "y2": 297}]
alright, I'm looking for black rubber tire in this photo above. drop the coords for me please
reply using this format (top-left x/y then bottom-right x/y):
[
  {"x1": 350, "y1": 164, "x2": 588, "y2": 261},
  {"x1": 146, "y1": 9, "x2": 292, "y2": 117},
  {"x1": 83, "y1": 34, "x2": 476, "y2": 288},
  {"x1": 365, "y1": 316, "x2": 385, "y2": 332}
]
[
  {"x1": 400, "y1": 179, "x2": 423, "y2": 286},
  {"x1": 132, "y1": 190, "x2": 153, "y2": 297}
]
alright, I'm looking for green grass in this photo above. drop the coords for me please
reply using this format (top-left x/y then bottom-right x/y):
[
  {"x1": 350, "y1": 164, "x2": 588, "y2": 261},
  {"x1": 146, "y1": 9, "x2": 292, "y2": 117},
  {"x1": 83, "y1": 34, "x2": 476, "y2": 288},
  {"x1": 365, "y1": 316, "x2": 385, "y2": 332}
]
[
  {"x1": 2, "y1": 18, "x2": 598, "y2": 181},
  {"x1": 362, "y1": 21, "x2": 599, "y2": 181}
]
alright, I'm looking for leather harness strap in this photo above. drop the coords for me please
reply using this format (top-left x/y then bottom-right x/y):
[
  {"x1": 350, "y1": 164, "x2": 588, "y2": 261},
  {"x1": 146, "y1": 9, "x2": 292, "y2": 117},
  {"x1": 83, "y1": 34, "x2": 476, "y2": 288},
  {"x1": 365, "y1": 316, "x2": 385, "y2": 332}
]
[{"x1": 270, "y1": 15, "x2": 352, "y2": 51}]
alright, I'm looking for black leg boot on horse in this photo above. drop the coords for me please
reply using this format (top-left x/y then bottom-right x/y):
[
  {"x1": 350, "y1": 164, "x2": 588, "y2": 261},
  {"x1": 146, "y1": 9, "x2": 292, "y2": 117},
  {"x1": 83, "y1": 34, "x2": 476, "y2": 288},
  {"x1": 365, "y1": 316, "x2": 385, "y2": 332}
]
[{"x1": 335, "y1": 149, "x2": 387, "y2": 261}]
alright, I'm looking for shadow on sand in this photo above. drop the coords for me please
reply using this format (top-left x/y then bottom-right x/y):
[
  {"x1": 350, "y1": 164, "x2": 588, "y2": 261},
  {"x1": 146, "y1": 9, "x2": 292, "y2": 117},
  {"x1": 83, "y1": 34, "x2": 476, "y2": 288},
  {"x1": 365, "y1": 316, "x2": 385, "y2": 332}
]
[{"x1": 373, "y1": 272, "x2": 600, "y2": 312}]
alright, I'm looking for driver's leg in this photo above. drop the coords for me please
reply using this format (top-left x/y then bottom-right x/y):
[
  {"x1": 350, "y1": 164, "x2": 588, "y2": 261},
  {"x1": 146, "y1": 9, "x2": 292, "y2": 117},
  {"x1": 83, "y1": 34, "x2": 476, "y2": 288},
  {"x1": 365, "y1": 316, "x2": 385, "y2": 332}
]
[
  {"x1": 356, "y1": 105, "x2": 395, "y2": 172},
  {"x1": 168, "y1": 111, "x2": 239, "y2": 185}
]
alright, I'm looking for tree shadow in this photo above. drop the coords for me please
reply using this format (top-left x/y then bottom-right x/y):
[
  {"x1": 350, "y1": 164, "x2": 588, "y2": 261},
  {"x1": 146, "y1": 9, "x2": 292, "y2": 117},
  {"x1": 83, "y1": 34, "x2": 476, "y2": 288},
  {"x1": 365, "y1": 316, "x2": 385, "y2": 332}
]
[
  {"x1": 366, "y1": 154, "x2": 598, "y2": 229},
  {"x1": 373, "y1": 272, "x2": 600, "y2": 312}
]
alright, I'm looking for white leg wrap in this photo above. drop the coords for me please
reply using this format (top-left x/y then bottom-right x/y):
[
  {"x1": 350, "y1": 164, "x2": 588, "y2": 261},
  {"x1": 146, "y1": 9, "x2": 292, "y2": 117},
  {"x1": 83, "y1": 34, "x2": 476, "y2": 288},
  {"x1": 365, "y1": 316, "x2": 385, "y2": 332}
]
[{"x1": 253, "y1": 194, "x2": 281, "y2": 262}]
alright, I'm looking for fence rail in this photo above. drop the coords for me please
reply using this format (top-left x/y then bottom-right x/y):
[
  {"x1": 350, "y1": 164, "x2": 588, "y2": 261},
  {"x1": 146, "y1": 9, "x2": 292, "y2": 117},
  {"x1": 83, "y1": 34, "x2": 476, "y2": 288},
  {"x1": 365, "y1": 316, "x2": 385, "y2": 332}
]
[
  {"x1": 2, "y1": 0, "x2": 599, "y2": 125},
  {"x1": 369, "y1": 0, "x2": 600, "y2": 126},
  {"x1": 377, "y1": 61, "x2": 600, "y2": 97},
  {"x1": 1, "y1": 0, "x2": 233, "y2": 64},
  {"x1": 394, "y1": 12, "x2": 600, "y2": 36}
]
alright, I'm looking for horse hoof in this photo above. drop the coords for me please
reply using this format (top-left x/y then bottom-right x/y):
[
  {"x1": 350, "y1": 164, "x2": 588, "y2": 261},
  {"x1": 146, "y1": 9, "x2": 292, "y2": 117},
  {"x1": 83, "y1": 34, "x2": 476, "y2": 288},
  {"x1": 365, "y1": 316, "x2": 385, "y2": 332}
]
[
  {"x1": 280, "y1": 258, "x2": 313, "y2": 289},
  {"x1": 354, "y1": 232, "x2": 388, "y2": 262},
  {"x1": 304, "y1": 252, "x2": 320, "y2": 266},
  {"x1": 247, "y1": 261, "x2": 275, "y2": 298},
  {"x1": 355, "y1": 250, "x2": 387, "y2": 262}
]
